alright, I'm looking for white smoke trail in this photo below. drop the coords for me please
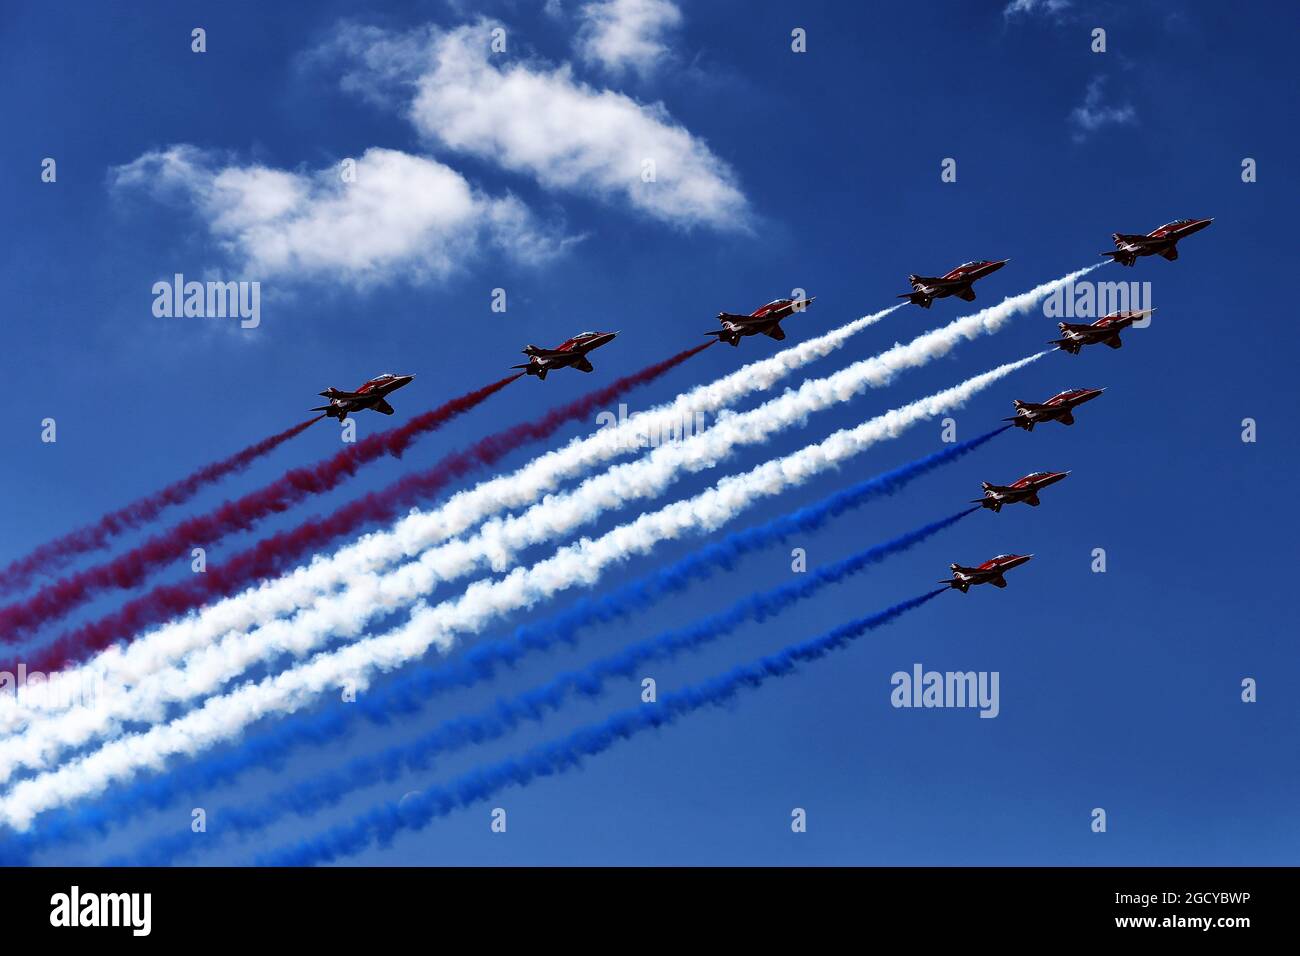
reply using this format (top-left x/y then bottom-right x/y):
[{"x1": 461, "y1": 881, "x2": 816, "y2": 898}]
[
  {"x1": 0, "y1": 353, "x2": 1044, "y2": 829},
  {"x1": 0, "y1": 267, "x2": 1093, "y2": 776},
  {"x1": 0, "y1": 304, "x2": 902, "y2": 738}
]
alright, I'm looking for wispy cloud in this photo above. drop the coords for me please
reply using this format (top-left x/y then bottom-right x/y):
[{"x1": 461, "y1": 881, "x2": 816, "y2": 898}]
[
  {"x1": 1068, "y1": 76, "x2": 1138, "y2": 142},
  {"x1": 1003, "y1": 0, "x2": 1072, "y2": 20},
  {"x1": 576, "y1": 0, "x2": 682, "y2": 76},
  {"x1": 111, "y1": 145, "x2": 572, "y2": 286},
  {"x1": 327, "y1": 20, "x2": 750, "y2": 231}
]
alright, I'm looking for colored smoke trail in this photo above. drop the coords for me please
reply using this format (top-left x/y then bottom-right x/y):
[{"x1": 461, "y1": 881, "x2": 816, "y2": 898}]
[
  {"x1": 257, "y1": 590, "x2": 946, "y2": 866},
  {"x1": 0, "y1": 417, "x2": 321, "y2": 597},
  {"x1": 9, "y1": 344, "x2": 710, "y2": 674},
  {"x1": 0, "y1": 299, "x2": 1025, "y2": 777},
  {"x1": 0, "y1": 352, "x2": 1028, "y2": 831},
  {"x1": 0, "y1": 374, "x2": 522, "y2": 643},
  {"x1": 0, "y1": 306, "x2": 898, "y2": 738},
  {"x1": 117, "y1": 510, "x2": 970, "y2": 864},
  {"x1": 15, "y1": 434, "x2": 1001, "y2": 850}
]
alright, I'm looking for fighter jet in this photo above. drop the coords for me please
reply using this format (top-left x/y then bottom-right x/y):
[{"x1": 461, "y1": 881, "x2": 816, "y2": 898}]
[
  {"x1": 311, "y1": 373, "x2": 414, "y2": 421},
  {"x1": 1102, "y1": 218, "x2": 1212, "y2": 267},
  {"x1": 940, "y1": 554, "x2": 1033, "y2": 593},
  {"x1": 706, "y1": 296, "x2": 815, "y2": 346},
  {"x1": 1050, "y1": 310, "x2": 1153, "y2": 354},
  {"x1": 973, "y1": 472, "x2": 1070, "y2": 512},
  {"x1": 512, "y1": 330, "x2": 618, "y2": 380},
  {"x1": 897, "y1": 260, "x2": 1008, "y2": 309},
  {"x1": 1004, "y1": 388, "x2": 1104, "y2": 431}
]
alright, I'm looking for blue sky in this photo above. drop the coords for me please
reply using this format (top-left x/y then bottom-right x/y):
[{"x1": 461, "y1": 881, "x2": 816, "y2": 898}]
[{"x1": 2, "y1": 0, "x2": 1296, "y2": 864}]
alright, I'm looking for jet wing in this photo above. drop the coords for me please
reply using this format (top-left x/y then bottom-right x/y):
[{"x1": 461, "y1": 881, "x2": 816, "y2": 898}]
[
  {"x1": 373, "y1": 398, "x2": 396, "y2": 415},
  {"x1": 1159, "y1": 245, "x2": 1179, "y2": 261},
  {"x1": 955, "y1": 285, "x2": 977, "y2": 302},
  {"x1": 573, "y1": 357, "x2": 595, "y2": 373},
  {"x1": 762, "y1": 324, "x2": 786, "y2": 341},
  {"x1": 990, "y1": 576, "x2": 1008, "y2": 588},
  {"x1": 1104, "y1": 336, "x2": 1124, "y2": 349},
  {"x1": 717, "y1": 312, "x2": 751, "y2": 323}
]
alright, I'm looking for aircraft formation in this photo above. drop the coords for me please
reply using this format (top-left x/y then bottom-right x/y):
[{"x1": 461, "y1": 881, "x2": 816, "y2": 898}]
[{"x1": 311, "y1": 219, "x2": 1210, "y2": 593}]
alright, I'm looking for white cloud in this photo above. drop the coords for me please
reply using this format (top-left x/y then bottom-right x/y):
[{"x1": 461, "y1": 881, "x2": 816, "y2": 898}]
[
  {"x1": 111, "y1": 145, "x2": 572, "y2": 285},
  {"x1": 1003, "y1": 0, "x2": 1072, "y2": 19},
  {"x1": 1068, "y1": 76, "x2": 1137, "y2": 142},
  {"x1": 576, "y1": 0, "x2": 682, "y2": 76},
  {"x1": 331, "y1": 21, "x2": 749, "y2": 231}
]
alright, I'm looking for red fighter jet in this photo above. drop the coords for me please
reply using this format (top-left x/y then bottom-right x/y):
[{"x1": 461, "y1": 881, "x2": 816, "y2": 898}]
[
  {"x1": 311, "y1": 372, "x2": 414, "y2": 421},
  {"x1": 973, "y1": 471, "x2": 1069, "y2": 512},
  {"x1": 1102, "y1": 218, "x2": 1213, "y2": 266},
  {"x1": 897, "y1": 260, "x2": 1008, "y2": 309},
  {"x1": 512, "y1": 330, "x2": 618, "y2": 380},
  {"x1": 1050, "y1": 309, "x2": 1153, "y2": 354},
  {"x1": 705, "y1": 296, "x2": 815, "y2": 346},
  {"x1": 940, "y1": 554, "x2": 1033, "y2": 593},
  {"x1": 1004, "y1": 388, "x2": 1104, "y2": 431}
]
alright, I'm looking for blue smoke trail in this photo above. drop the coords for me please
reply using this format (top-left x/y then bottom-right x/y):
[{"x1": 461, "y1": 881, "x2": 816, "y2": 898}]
[
  {"x1": 14, "y1": 427, "x2": 1005, "y2": 857},
  {"x1": 118, "y1": 510, "x2": 972, "y2": 864},
  {"x1": 258, "y1": 589, "x2": 946, "y2": 865}
]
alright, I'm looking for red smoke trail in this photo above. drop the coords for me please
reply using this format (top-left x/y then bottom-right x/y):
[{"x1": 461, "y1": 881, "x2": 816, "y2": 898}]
[
  {"x1": 0, "y1": 375, "x2": 522, "y2": 643},
  {"x1": 14, "y1": 342, "x2": 713, "y2": 673},
  {"x1": 0, "y1": 418, "x2": 322, "y2": 598}
]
